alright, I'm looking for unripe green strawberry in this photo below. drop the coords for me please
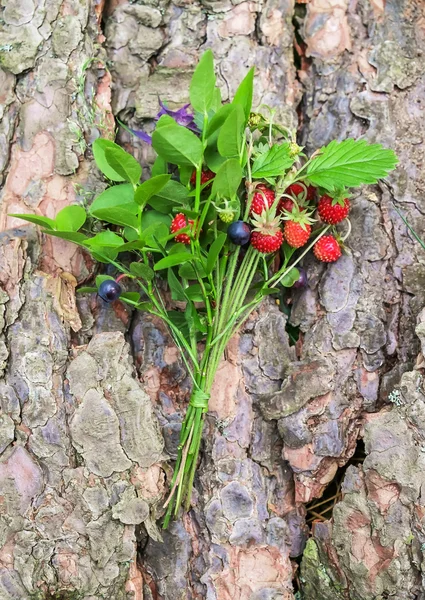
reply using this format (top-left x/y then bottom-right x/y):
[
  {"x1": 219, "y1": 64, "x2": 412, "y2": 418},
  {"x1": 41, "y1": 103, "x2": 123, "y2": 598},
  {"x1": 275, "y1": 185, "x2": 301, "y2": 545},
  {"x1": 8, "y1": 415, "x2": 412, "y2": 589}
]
[{"x1": 218, "y1": 210, "x2": 235, "y2": 224}]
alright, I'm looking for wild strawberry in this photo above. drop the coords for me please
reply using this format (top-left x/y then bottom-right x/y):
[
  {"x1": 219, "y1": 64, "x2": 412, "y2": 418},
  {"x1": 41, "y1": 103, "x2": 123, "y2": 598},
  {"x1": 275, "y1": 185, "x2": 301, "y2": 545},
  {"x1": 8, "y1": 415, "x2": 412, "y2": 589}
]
[
  {"x1": 170, "y1": 213, "x2": 194, "y2": 245},
  {"x1": 250, "y1": 206, "x2": 283, "y2": 254},
  {"x1": 278, "y1": 197, "x2": 296, "y2": 214},
  {"x1": 251, "y1": 230, "x2": 283, "y2": 254},
  {"x1": 281, "y1": 204, "x2": 315, "y2": 248},
  {"x1": 284, "y1": 221, "x2": 311, "y2": 248},
  {"x1": 190, "y1": 169, "x2": 215, "y2": 187},
  {"x1": 313, "y1": 235, "x2": 342, "y2": 262},
  {"x1": 285, "y1": 183, "x2": 316, "y2": 203},
  {"x1": 318, "y1": 194, "x2": 350, "y2": 225},
  {"x1": 250, "y1": 184, "x2": 275, "y2": 215},
  {"x1": 219, "y1": 210, "x2": 235, "y2": 224}
]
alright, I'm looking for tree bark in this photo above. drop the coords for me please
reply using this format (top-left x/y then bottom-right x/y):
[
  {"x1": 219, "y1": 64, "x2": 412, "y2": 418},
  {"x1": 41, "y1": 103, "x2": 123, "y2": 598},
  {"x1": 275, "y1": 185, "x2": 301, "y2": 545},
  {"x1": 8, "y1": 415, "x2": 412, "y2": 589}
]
[{"x1": 1, "y1": 0, "x2": 424, "y2": 599}]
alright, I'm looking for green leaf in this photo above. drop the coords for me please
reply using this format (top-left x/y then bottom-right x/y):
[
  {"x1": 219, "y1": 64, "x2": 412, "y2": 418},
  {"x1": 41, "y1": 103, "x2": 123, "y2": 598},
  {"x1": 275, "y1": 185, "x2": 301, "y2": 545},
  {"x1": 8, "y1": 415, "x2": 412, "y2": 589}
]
[
  {"x1": 135, "y1": 301, "x2": 154, "y2": 311},
  {"x1": 85, "y1": 231, "x2": 124, "y2": 248},
  {"x1": 90, "y1": 184, "x2": 135, "y2": 213},
  {"x1": 54, "y1": 205, "x2": 86, "y2": 232},
  {"x1": 96, "y1": 275, "x2": 115, "y2": 287},
  {"x1": 104, "y1": 146, "x2": 142, "y2": 186},
  {"x1": 147, "y1": 180, "x2": 189, "y2": 214},
  {"x1": 232, "y1": 67, "x2": 254, "y2": 122},
  {"x1": 120, "y1": 292, "x2": 141, "y2": 304},
  {"x1": 211, "y1": 87, "x2": 222, "y2": 113},
  {"x1": 77, "y1": 286, "x2": 97, "y2": 294},
  {"x1": 206, "y1": 232, "x2": 227, "y2": 275},
  {"x1": 91, "y1": 247, "x2": 119, "y2": 263},
  {"x1": 179, "y1": 165, "x2": 193, "y2": 186},
  {"x1": 167, "y1": 310, "x2": 191, "y2": 344},
  {"x1": 190, "y1": 49, "x2": 216, "y2": 115},
  {"x1": 206, "y1": 104, "x2": 235, "y2": 138},
  {"x1": 124, "y1": 227, "x2": 139, "y2": 242},
  {"x1": 134, "y1": 174, "x2": 171, "y2": 207},
  {"x1": 185, "y1": 283, "x2": 210, "y2": 302},
  {"x1": 154, "y1": 253, "x2": 194, "y2": 271},
  {"x1": 141, "y1": 210, "x2": 171, "y2": 234},
  {"x1": 92, "y1": 139, "x2": 126, "y2": 182},
  {"x1": 140, "y1": 223, "x2": 169, "y2": 248},
  {"x1": 43, "y1": 230, "x2": 88, "y2": 244},
  {"x1": 8, "y1": 213, "x2": 55, "y2": 230},
  {"x1": 305, "y1": 139, "x2": 398, "y2": 191},
  {"x1": 179, "y1": 259, "x2": 207, "y2": 280},
  {"x1": 156, "y1": 114, "x2": 176, "y2": 128},
  {"x1": 217, "y1": 105, "x2": 245, "y2": 158},
  {"x1": 211, "y1": 159, "x2": 242, "y2": 199},
  {"x1": 167, "y1": 268, "x2": 186, "y2": 301},
  {"x1": 152, "y1": 124, "x2": 203, "y2": 167},
  {"x1": 116, "y1": 240, "x2": 146, "y2": 252},
  {"x1": 151, "y1": 156, "x2": 168, "y2": 177},
  {"x1": 251, "y1": 144, "x2": 294, "y2": 178},
  {"x1": 281, "y1": 268, "x2": 300, "y2": 288},
  {"x1": 204, "y1": 144, "x2": 227, "y2": 173},
  {"x1": 90, "y1": 207, "x2": 139, "y2": 229},
  {"x1": 130, "y1": 262, "x2": 154, "y2": 281}
]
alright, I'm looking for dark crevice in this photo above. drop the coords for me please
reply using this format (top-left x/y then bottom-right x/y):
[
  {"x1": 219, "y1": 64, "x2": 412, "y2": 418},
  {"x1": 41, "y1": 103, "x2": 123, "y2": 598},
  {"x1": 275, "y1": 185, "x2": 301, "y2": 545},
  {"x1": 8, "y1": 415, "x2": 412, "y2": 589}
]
[{"x1": 305, "y1": 438, "x2": 365, "y2": 528}]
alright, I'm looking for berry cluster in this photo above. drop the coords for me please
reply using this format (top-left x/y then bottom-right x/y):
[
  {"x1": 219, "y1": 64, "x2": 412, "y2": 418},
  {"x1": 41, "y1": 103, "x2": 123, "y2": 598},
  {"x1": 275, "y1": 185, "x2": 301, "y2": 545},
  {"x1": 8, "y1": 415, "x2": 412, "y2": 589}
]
[{"x1": 170, "y1": 177, "x2": 350, "y2": 263}]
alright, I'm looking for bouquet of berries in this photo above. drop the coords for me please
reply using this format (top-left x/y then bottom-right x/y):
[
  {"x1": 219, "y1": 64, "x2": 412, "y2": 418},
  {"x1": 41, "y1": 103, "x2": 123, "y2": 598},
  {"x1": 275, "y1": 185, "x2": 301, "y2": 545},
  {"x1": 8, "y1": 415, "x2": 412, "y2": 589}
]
[{"x1": 11, "y1": 51, "x2": 397, "y2": 527}]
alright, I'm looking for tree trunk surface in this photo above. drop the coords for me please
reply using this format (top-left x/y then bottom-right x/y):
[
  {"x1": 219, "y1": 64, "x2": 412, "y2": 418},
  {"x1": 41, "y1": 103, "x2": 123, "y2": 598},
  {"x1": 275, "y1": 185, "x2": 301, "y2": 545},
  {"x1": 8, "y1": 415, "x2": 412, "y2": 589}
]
[{"x1": 1, "y1": 0, "x2": 424, "y2": 599}]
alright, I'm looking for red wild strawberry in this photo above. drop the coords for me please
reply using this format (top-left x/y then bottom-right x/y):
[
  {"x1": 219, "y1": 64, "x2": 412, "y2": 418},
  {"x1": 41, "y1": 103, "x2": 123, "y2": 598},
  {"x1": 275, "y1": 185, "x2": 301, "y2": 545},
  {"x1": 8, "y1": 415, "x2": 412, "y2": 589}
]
[
  {"x1": 251, "y1": 230, "x2": 283, "y2": 254},
  {"x1": 278, "y1": 197, "x2": 296, "y2": 214},
  {"x1": 170, "y1": 213, "x2": 194, "y2": 245},
  {"x1": 250, "y1": 184, "x2": 275, "y2": 216},
  {"x1": 190, "y1": 169, "x2": 215, "y2": 187},
  {"x1": 313, "y1": 235, "x2": 342, "y2": 263},
  {"x1": 318, "y1": 194, "x2": 350, "y2": 225},
  {"x1": 285, "y1": 183, "x2": 316, "y2": 202},
  {"x1": 250, "y1": 205, "x2": 283, "y2": 254},
  {"x1": 284, "y1": 221, "x2": 311, "y2": 248}
]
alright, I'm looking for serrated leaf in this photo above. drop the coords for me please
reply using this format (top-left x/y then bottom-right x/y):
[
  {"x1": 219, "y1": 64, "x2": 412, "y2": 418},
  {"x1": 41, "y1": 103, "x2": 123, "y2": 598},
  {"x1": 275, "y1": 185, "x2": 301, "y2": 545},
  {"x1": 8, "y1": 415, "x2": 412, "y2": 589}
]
[
  {"x1": 134, "y1": 174, "x2": 171, "y2": 207},
  {"x1": 92, "y1": 139, "x2": 126, "y2": 182},
  {"x1": 217, "y1": 105, "x2": 245, "y2": 158},
  {"x1": 152, "y1": 124, "x2": 203, "y2": 167},
  {"x1": 206, "y1": 232, "x2": 227, "y2": 275},
  {"x1": 211, "y1": 159, "x2": 242, "y2": 199},
  {"x1": 306, "y1": 139, "x2": 398, "y2": 191},
  {"x1": 55, "y1": 205, "x2": 86, "y2": 231},
  {"x1": 9, "y1": 213, "x2": 56, "y2": 230},
  {"x1": 154, "y1": 253, "x2": 194, "y2": 271},
  {"x1": 190, "y1": 49, "x2": 216, "y2": 115},
  {"x1": 251, "y1": 143, "x2": 294, "y2": 178},
  {"x1": 104, "y1": 146, "x2": 142, "y2": 186},
  {"x1": 130, "y1": 262, "x2": 154, "y2": 281},
  {"x1": 232, "y1": 67, "x2": 254, "y2": 122},
  {"x1": 90, "y1": 184, "x2": 135, "y2": 213}
]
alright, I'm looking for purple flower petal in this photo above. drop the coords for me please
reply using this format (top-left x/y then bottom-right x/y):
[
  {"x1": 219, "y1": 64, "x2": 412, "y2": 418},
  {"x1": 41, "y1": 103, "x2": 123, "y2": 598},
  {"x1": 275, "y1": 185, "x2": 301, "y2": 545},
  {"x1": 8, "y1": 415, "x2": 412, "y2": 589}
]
[{"x1": 129, "y1": 129, "x2": 152, "y2": 145}]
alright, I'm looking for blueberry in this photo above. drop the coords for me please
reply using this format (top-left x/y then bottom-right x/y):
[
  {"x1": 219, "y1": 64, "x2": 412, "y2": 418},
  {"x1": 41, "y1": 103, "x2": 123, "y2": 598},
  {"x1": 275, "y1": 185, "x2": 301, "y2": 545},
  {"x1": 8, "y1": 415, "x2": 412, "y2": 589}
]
[
  {"x1": 293, "y1": 267, "x2": 307, "y2": 289},
  {"x1": 98, "y1": 280, "x2": 122, "y2": 303},
  {"x1": 227, "y1": 221, "x2": 251, "y2": 246}
]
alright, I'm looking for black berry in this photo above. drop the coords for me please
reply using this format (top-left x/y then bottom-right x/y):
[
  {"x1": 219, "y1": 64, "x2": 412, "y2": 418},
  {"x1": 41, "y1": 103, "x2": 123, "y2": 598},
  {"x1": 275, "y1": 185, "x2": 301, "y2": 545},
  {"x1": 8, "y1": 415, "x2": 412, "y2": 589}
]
[
  {"x1": 98, "y1": 280, "x2": 122, "y2": 303},
  {"x1": 227, "y1": 221, "x2": 251, "y2": 246},
  {"x1": 293, "y1": 267, "x2": 307, "y2": 289}
]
